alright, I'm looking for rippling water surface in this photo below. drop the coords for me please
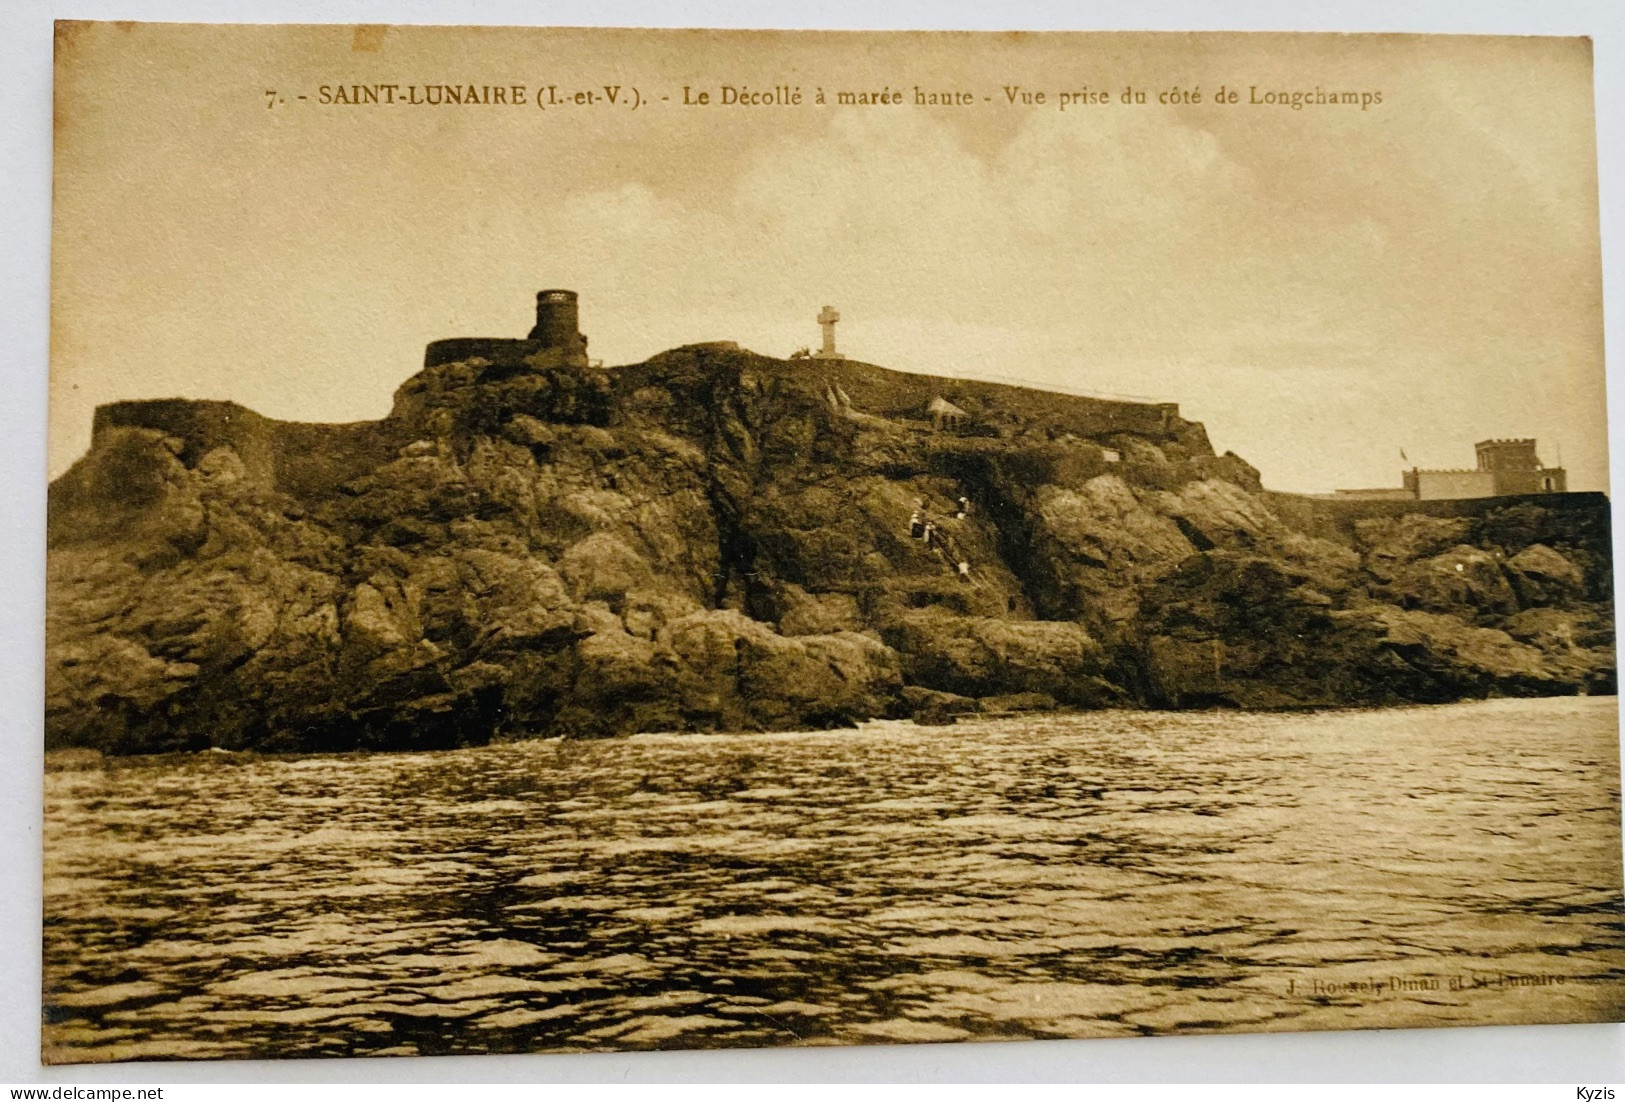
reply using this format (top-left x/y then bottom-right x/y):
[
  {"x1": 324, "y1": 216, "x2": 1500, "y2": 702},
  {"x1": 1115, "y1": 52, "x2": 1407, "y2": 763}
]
[{"x1": 43, "y1": 697, "x2": 1625, "y2": 1062}]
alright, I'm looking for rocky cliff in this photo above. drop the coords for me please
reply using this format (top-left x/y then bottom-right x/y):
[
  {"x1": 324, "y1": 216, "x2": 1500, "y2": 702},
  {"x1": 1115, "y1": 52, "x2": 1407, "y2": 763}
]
[{"x1": 46, "y1": 344, "x2": 1616, "y2": 753}]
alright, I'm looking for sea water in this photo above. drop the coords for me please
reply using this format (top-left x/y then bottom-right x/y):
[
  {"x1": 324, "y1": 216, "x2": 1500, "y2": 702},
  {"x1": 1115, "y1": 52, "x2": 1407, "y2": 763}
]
[{"x1": 41, "y1": 697, "x2": 1625, "y2": 1062}]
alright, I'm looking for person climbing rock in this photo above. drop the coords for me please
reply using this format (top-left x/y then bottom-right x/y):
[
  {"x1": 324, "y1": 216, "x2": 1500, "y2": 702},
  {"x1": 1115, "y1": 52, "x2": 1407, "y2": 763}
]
[
  {"x1": 909, "y1": 510, "x2": 925, "y2": 539},
  {"x1": 954, "y1": 496, "x2": 970, "y2": 519},
  {"x1": 923, "y1": 521, "x2": 936, "y2": 546},
  {"x1": 957, "y1": 559, "x2": 971, "y2": 579}
]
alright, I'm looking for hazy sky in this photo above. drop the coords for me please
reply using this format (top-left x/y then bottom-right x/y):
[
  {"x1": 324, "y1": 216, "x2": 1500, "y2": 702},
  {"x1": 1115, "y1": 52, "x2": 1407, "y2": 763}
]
[{"x1": 51, "y1": 25, "x2": 1605, "y2": 492}]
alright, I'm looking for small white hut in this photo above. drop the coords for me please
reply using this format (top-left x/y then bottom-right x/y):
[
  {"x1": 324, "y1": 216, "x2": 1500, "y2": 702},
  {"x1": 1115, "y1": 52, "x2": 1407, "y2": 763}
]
[{"x1": 927, "y1": 396, "x2": 969, "y2": 432}]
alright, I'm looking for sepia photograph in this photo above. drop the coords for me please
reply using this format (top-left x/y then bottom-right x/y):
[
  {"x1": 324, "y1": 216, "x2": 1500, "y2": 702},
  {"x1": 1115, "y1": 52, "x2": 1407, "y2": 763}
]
[{"x1": 39, "y1": 21, "x2": 1622, "y2": 1067}]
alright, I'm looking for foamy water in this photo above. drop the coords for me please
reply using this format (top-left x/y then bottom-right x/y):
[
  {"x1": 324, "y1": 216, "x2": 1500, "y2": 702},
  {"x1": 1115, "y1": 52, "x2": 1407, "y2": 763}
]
[{"x1": 42, "y1": 698, "x2": 1625, "y2": 1062}]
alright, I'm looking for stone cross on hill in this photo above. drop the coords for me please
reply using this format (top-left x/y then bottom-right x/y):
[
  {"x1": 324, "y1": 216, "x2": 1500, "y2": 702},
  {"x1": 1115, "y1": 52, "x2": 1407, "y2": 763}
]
[{"x1": 815, "y1": 305, "x2": 843, "y2": 359}]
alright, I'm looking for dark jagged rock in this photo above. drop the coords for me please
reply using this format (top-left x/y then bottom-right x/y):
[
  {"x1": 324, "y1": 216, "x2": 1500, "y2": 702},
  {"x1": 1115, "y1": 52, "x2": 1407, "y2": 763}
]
[
  {"x1": 47, "y1": 343, "x2": 1616, "y2": 753},
  {"x1": 1136, "y1": 505, "x2": 1616, "y2": 708},
  {"x1": 979, "y1": 691, "x2": 1060, "y2": 714},
  {"x1": 1505, "y1": 543, "x2": 1586, "y2": 607},
  {"x1": 1382, "y1": 544, "x2": 1520, "y2": 622},
  {"x1": 881, "y1": 608, "x2": 1120, "y2": 707},
  {"x1": 895, "y1": 685, "x2": 979, "y2": 726}
]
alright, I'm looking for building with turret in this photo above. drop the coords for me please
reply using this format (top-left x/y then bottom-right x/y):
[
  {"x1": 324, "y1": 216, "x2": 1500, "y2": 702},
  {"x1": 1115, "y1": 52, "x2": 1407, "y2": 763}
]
[
  {"x1": 1335, "y1": 438, "x2": 1567, "y2": 501},
  {"x1": 1401, "y1": 438, "x2": 1567, "y2": 499}
]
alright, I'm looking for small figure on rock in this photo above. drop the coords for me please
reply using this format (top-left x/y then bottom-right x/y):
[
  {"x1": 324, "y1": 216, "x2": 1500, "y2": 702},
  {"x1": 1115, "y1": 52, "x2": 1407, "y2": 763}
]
[
  {"x1": 909, "y1": 510, "x2": 925, "y2": 539},
  {"x1": 954, "y1": 496, "x2": 970, "y2": 519},
  {"x1": 957, "y1": 559, "x2": 971, "y2": 580}
]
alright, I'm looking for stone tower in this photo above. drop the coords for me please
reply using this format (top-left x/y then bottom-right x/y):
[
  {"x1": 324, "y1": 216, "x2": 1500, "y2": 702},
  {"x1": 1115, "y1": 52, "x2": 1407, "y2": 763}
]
[
  {"x1": 528, "y1": 289, "x2": 589, "y2": 364},
  {"x1": 1475, "y1": 438, "x2": 1540, "y2": 472}
]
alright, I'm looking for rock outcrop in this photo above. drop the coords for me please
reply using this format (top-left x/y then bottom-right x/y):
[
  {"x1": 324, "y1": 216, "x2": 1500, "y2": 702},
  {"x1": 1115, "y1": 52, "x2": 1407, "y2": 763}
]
[{"x1": 46, "y1": 344, "x2": 1616, "y2": 753}]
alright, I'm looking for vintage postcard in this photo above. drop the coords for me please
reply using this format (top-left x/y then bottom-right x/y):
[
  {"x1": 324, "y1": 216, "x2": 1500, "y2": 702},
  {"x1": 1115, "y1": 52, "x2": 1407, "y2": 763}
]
[{"x1": 44, "y1": 23, "x2": 1620, "y2": 1063}]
